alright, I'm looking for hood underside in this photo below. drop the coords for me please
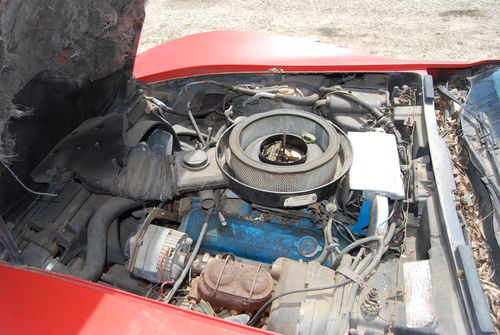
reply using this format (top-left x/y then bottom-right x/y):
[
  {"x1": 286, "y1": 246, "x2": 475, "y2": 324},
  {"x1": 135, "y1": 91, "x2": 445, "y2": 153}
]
[
  {"x1": 0, "y1": 0, "x2": 145, "y2": 158},
  {"x1": 0, "y1": 0, "x2": 145, "y2": 212}
]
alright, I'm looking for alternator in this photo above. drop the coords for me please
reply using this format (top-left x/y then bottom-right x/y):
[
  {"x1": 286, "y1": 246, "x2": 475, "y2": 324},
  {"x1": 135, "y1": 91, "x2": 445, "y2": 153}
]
[{"x1": 127, "y1": 225, "x2": 192, "y2": 283}]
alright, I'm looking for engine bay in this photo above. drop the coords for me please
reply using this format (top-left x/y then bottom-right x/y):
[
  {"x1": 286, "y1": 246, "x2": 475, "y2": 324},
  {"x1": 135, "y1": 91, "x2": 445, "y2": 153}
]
[{"x1": 3, "y1": 71, "x2": 472, "y2": 334}]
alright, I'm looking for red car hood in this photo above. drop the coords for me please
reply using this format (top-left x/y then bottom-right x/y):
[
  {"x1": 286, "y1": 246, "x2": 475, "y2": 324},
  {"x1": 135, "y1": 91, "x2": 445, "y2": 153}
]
[
  {"x1": 133, "y1": 30, "x2": 497, "y2": 83},
  {"x1": 0, "y1": 262, "x2": 276, "y2": 335}
]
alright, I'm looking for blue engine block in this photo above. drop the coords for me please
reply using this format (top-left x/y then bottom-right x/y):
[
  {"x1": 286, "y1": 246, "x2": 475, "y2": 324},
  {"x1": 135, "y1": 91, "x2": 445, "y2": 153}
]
[{"x1": 180, "y1": 197, "x2": 349, "y2": 265}]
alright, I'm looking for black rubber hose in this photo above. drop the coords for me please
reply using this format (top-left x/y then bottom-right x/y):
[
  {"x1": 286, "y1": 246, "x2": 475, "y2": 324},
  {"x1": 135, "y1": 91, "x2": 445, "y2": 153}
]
[
  {"x1": 51, "y1": 197, "x2": 141, "y2": 281},
  {"x1": 320, "y1": 88, "x2": 384, "y2": 120}
]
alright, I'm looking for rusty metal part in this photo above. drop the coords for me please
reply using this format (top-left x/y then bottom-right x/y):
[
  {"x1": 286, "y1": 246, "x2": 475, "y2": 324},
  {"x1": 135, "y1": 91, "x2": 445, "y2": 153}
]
[
  {"x1": 174, "y1": 197, "x2": 192, "y2": 214},
  {"x1": 247, "y1": 263, "x2": 263, "y2": 307},
  {"x1": 127, "y1": 206, "x2": 179, "y2": 273},
  {"x1": 191, "y1": 252, "x2": 214, "y2": 275},
  {"x1": 194, "y1": 258, "x2": 273, "y2": 312},
  {"x1": 188, "y1": 277, "x2": 202, "y2": 304},
  {"x1": 360, "y1": 288, "x2": 381, "y2": 317},
  {"x1": 179, "y1": 296, "x2": 215, "y2": 316},
  {"x1": 214, "y1": 256, "x2": 232, "y2": 300}
]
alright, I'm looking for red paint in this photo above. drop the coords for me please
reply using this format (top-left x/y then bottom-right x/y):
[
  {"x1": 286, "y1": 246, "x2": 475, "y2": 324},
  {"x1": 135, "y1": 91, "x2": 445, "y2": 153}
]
[
  {"x1": 0, "y1": 262, "x2": 276, "y2": 335},
  {"x1": 133, "y1": 31, "x2": 498, "y2": 83},
  {"x1": 58, "y1": 48, "x2": 71, "y2": 64}
]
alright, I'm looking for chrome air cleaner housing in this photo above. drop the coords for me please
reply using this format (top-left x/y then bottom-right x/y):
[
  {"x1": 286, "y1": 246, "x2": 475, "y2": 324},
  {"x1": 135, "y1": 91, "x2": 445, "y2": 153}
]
[{"x1": 216, "y1": 109, "x2": 352, "y2": 207}]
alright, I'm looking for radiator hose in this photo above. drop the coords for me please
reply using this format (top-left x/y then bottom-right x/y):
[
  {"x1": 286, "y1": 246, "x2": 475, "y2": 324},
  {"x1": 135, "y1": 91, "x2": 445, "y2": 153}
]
[{"x1": 47, "y1": 197, "x2": 142, "y2": 282}]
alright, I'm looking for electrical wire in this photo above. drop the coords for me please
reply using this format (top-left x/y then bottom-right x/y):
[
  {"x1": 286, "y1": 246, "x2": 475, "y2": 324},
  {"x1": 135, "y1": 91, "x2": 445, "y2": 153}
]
[
  {"x1": 159, "y1": 280, "x2": 174, "y2": 299},
  {"x1": 333, "y1": 219, "x2": 357, "y2": 242},
  {"x1": 395, "y1": 204, "x2": 407, "y2": 234},
  {"x1": 332, "y1": 235, "x2": 384, "y2": 269},
  {"x1": 146, "y1": 96, "x2": 186, "y2": 116},
  {"x1": 158, "y1": 247, "x2": 172, "y2": 284},
  {"x1": 0, "y1": 160, "x2": 58, "y2": 197},
  {"x1": 394, "y1": 173, "x2": 411, "y2": 235},
  {"x1": 331, "y1": 220, "x2": 354, "y2": 243}
]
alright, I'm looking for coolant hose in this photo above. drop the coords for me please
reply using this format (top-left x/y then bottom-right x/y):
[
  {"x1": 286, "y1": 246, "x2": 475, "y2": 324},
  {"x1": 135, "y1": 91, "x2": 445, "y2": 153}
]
[
  {"x1": 49, "y1": 197, "x2": 141, "y2": 281},
  {"x1": 164, "y1": 207, "x2": 213, "y2": 302}
]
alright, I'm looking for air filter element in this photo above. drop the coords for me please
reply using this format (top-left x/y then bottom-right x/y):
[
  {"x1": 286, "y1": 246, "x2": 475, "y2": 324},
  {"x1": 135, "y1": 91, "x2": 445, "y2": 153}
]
[{"x1": 216, "y1": 110, "x2": 352, "y2": 207}]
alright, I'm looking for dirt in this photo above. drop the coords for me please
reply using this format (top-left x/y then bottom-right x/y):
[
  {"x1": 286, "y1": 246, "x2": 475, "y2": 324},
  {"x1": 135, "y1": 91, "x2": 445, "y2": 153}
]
[{"x1": 138, "y1": 0, "x2": 499, "y2": 61}]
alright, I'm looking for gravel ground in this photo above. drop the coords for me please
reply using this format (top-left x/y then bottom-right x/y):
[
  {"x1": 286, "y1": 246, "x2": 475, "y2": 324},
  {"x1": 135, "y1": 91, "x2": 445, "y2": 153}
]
[{"x1": 138, "y1": 0, "x2": 499, "y2": 61}]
